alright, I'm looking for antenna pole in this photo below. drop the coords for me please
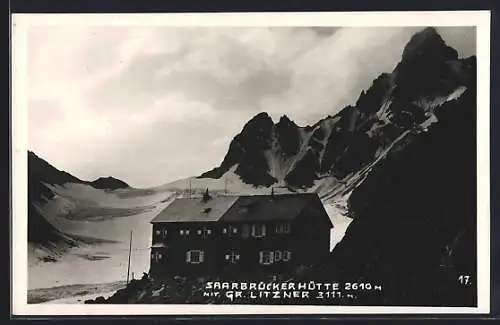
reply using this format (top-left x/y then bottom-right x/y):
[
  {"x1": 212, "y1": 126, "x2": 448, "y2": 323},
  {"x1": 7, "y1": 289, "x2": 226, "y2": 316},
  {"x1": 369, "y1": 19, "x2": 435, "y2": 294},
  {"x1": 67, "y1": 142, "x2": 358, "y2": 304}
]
[
  {"x1": 126, "y1": 230, "x2": 133, "y2": 285},
  {"x1": 224, "y1": 178, "x2": 228, "y2": 195}
]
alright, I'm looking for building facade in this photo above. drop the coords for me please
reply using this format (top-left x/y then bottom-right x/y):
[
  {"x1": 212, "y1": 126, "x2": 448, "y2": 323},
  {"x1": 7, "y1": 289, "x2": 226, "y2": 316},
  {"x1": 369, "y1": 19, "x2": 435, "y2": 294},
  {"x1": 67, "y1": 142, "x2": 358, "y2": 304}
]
[{"x1": 149, "y1": 192, "x2": 333, "y2": 277}]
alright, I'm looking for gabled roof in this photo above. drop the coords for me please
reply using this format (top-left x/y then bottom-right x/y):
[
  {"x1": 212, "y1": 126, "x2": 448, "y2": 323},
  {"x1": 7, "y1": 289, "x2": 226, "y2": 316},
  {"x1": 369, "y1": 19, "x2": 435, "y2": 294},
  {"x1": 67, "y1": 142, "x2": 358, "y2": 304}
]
[
  {"x1": 150, "y1": 193, "x2": 330, "y2": 225},
  {"x1": 150, "y1": 196, "x2": 238, "y2": 223}
]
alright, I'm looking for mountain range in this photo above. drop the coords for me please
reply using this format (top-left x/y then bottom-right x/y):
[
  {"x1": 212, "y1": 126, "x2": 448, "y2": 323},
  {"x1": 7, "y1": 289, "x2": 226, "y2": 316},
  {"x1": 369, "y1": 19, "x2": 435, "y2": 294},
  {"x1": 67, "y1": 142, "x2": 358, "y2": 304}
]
[{"x1": 199, "y1": 27, "x2": 475, "y2": 192}]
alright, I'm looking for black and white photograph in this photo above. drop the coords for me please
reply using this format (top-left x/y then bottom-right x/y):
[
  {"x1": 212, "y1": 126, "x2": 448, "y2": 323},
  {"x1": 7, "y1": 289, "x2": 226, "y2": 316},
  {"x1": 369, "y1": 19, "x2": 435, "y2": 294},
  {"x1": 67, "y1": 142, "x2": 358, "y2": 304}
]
[{"x1": 11, "y1": 11, "x2": 491, "y2": 315}]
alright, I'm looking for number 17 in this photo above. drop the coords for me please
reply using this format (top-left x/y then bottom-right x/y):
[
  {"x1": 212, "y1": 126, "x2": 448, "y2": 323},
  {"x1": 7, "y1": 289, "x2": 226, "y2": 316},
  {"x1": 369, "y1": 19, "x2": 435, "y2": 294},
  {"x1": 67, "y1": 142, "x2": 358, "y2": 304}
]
[{"x1": 458, "y1": 275, "x2": 471, "y2": 285}]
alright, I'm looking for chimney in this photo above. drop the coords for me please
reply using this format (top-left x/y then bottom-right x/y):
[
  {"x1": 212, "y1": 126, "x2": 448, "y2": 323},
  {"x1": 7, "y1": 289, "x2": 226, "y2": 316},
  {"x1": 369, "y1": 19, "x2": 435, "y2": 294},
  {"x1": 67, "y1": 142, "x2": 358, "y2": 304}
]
[{"x1": 202, "y1": 188, "x2": 211, "y2": 202}]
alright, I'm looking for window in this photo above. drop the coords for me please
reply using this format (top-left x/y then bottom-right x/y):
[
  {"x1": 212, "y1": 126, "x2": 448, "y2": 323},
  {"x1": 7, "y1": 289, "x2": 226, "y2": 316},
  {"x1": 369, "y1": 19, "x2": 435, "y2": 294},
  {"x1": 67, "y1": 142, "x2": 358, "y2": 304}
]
[
  {"x1": 275, "y1": 223, "x2": 291, "y2": 234},
  {"x1": 283, "y1": 251, "x2": 292, "y2": 262},
  {"x1": 163, "y1": 229, "x2": 168, "y2": 236},
  {"x1": 225, "y1": 252, "x2": 240, "y2": 263},
  {"x1": 259, "y1": 251, "x2": 274, "y2": 265},
  {"x1": 206, "y1": 229, "x2": 212, "y2": 235},
  {"x1": 185, "y1": 230, "x2": 190, "y2": 235},
  {"x1": 223, "y1": 226, "x2": 238, "y2": 235},
  {"x1": 180, "y1": 230, "x2": 184, "y2": 235},
  {"x1": 197, "y1": 229, "x2": 202, "y2": 235},
  {"x1": 155, "y1": 229, "x2": 161, "y2": 236},
  {"x1": 252, "y1": 224, "x2": 266, "y2": 238},
  {"x1": 274, "y1": 250, "x2": 283, "y2": 262},
  {"x1": 151, "y1": 251, "x2": 163, "y2": 262},
  {"x1": 186, "y1": 250, "x2": 204, "y2": 264}
]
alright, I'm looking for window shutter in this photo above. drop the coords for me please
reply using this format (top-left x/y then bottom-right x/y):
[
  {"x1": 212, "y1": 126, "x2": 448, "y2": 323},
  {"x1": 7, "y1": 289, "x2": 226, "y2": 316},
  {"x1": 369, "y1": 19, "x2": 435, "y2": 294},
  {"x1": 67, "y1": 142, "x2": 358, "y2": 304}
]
[
  {"x1": 186, "y1": 251, "x2": 191, "y2": 263},
  {"x1": 200, "y1": 251, "x2": 205, "y2": 262},
  {"x1": 262, "y1": 224, "x2": 267, "y2": 236},
  {"x1": 269, "y1": 251, "x2": 274, "y2": 263},
  {"x1": 259, "y1": 251, "x2": 264, "y2": 264}
]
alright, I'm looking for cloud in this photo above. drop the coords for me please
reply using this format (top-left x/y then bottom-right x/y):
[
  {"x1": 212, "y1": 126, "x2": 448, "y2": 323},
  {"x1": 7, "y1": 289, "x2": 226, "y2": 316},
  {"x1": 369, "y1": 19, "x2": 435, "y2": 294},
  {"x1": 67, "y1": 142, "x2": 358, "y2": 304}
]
[{"x1": 26, "y1": 25, "x2": 476, "y2": 187}]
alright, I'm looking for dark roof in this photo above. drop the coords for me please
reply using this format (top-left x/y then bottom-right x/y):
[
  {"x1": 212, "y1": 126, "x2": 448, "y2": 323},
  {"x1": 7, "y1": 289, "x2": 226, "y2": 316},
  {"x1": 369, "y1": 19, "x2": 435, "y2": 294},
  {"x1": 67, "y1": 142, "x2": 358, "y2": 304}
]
[
  {"x1": 150, "y1": 196, "x2": 238, "y2": 223},
  {"x1": 150, "y1": 193, "x2": 331, "y2": 225},
  {"x1": 220, "y1": 193, "x2": 319, "y2": 222}
]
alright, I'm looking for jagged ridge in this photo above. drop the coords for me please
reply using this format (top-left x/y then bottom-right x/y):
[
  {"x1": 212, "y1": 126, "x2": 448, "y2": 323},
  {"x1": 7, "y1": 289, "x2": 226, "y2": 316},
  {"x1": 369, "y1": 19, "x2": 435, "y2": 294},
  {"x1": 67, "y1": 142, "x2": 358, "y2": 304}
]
[{"x1": 199, "y1": 27, "x2": 476, "y2": 190}]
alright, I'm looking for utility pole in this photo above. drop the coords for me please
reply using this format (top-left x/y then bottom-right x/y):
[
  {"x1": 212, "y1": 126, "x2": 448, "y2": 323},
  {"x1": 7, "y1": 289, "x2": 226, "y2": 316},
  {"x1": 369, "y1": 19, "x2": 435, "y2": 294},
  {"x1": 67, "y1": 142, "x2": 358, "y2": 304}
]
[
  {"x1": 189, "y1": 179, "x2": 192, "y2": 199},
  {"x1": 126, "y1": 230, "x2": 133, "y2": 285}
]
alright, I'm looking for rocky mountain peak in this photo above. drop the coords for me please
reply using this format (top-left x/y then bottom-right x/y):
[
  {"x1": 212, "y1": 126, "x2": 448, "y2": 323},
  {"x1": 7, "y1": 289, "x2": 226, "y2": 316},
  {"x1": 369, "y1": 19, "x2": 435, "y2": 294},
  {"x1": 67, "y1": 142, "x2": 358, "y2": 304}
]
[
  {"x1": 90, "y1": 176, "x2": 130, "y2": 190},
  {"x1": 402, "y1": 27, "x2": 458, "y2": 62},
  {"x1": 276, "y1": 114, "x2": 295, "y2": 126}
]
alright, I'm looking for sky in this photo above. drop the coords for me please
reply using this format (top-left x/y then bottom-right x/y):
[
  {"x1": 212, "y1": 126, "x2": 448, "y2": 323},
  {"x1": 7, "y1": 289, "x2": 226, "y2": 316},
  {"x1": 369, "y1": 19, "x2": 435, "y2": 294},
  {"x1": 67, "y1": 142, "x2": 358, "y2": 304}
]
[{"x1": 26, "y1": 25, "x2": 476, "y2": 188}]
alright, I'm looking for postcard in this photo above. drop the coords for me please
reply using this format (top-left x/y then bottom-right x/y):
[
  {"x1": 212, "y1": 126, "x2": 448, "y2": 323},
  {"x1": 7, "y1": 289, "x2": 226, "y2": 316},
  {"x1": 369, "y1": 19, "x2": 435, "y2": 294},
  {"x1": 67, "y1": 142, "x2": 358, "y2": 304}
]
[{"x1": 11, "y1": 10, "x2": 491, "y2": 315}]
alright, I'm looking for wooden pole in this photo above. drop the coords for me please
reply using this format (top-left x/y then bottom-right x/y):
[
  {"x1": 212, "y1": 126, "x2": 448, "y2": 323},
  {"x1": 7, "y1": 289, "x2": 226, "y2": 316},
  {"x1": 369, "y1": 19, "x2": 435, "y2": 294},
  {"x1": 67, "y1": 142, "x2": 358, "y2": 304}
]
[{"x1": 126, "y1": 230, "x2": 133, "y2": 285}]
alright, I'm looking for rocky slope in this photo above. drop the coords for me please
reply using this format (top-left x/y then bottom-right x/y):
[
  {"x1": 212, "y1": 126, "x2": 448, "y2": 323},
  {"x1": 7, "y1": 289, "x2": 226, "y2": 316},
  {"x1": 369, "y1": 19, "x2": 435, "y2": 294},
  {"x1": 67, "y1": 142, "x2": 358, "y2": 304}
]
[
  {"x1": 302, "y1": 78, "x2": 477, "y2": 306},
  {"x1": 28, "y1": 151, "x2": 131, "y2": 256},
  {"x1": 200, "y1": 27, "x2": 476, "y2": 192}
]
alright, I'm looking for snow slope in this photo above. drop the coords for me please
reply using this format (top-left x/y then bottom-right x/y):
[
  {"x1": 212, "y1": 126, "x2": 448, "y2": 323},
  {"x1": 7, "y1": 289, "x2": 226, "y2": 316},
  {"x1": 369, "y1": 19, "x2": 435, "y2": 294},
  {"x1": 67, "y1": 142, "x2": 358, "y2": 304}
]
[{"x1": 29, "y1": 184, "x2": 175, "y2": 290}]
